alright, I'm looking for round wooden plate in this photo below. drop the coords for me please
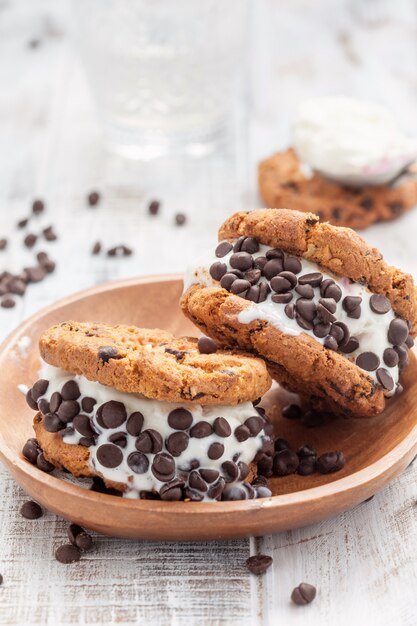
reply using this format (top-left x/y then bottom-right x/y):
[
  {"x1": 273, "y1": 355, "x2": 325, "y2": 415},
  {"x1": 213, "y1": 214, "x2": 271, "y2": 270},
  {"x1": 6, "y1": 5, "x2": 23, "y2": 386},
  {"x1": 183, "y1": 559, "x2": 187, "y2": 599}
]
[{"x1": 0, "y1": 275, "x2": 416, "y2": 540}]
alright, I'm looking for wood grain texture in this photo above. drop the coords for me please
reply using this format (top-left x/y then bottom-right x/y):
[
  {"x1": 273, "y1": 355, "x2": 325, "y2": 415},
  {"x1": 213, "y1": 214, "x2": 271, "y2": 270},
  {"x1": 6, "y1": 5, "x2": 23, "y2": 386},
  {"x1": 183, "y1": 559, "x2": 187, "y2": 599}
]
[{"x1": 1, "y1": 0, "x2": 417, "y2": 624}]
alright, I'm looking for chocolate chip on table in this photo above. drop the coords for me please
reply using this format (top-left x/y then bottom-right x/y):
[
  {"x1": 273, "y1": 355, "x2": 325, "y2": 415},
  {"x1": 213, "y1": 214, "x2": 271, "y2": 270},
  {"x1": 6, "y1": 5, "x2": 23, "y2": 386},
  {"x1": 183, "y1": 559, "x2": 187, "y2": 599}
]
[
  {"x1": 316, "y1": 451, "x2": 345, "y2": 474},
  {"x1": 55, "y1": 544, "x2": 81, "y2": 564},
  {"x1": 20, "y1": 500, "x2": 43, "y2": 519},
  {"x1": 0, "y1": 238, "x2": 7, "y2": 250},
  {"x1": 376, "y1": 368, "x2": 394, "y2": 391},
  {"x1": 388, "y1": 318, "x2": 409, "y2": 345},
  {"x1": 87, "y1": 191, "x2": 100, "y2": 206},
  {"x1": 356, "y1": 351, "x2": 380, "y2": 371},
  {"x1": 98, "y1": 346, "x2": 121, "y2": 362},
  {"x1": 213, "y1": 416, "x2": 232, "y2": 437},
  {"x1": 246, "y1": 554, "x2": 273, "y2": 575},
  {"x1": 215, "y1": 241, "x2": 233, "y2": 258},
  {"x1": 96, "y1": 443, "x2": 123, "y2": 468},
  {"x1": 282, "y1": 404, "x2": 303, "y2": 419},
  {"x1": 175, "y1": 213, "x2": 186, "y2": 226},
  {"x1": 36, "y1": 452, "x2": 54, "y2": 473},
  {"x1": 301, "y1": 410, "x2": 326, "y2": 428},
  {"x1": 23, "y1": 233, "x2": 37, "y2": 248},
  {"x1": 370, "y1": 294, "x2": 391, "y2": 314},
  {"x1": 92, "y1": 241, "x2": 101, "y2": 255},
  {"x1": 197, "y1": 336, "x2": 217, "y2": 354},
  {"x1": 68, "y1": 524, "x2": 93, "y2": 551},
  {"x1": 291, "y1": 582, "x2": 317, "y2": 605},
  {"x1": 273, "y1": 449, "x2": 299, "y2": 475},
  {"x1": 148, "y1": 199, "x2": 160, "y2": 215},
  {"x1": 168, "y1": 408, "x2": 193, "y2": 430},
  {"x1": 43, "y1": 226, "x2": 57, "y2": 241},
  {"x1": 22, "y1": 438, "x2": 41, "y2": 464},
  {"x1": 17, "y1": 218, "x2": 29, "y2": 229},
  {"x1": 32, "y1": 199, "x2": 45, "y2": 215}
]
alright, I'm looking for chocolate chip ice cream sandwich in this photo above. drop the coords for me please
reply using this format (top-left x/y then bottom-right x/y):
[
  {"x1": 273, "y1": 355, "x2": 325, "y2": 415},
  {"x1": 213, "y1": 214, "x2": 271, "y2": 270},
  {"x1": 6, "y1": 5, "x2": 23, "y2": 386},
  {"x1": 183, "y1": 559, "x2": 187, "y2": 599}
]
[
  {"x1": 181, "y1": 209, "x2": 417, "y2": 417},
  {"x1": 25, "y1": 322, "x2": 274, "y2": 501}
]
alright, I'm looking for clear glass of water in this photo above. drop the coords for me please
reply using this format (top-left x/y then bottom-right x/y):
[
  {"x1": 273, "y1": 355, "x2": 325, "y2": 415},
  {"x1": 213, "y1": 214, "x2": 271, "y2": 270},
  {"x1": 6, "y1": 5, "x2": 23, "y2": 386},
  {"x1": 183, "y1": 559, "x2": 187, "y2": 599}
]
[{"x1": 71, "y1": 0, "x2": 249, "y2": 160}]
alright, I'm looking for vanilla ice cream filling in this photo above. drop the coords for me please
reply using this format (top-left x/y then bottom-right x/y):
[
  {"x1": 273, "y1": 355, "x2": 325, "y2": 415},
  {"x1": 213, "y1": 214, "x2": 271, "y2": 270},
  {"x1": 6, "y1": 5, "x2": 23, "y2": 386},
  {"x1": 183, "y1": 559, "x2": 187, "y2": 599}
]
[
  {"x1": 292, "y1": 97, "x2": 417, "y2": 187},
  {"x1": 185, "y1": 240, "x2": 414, "y2": 397},
  {"x1": 32, "y1": 363, "x2": 272, "y2": 501}
]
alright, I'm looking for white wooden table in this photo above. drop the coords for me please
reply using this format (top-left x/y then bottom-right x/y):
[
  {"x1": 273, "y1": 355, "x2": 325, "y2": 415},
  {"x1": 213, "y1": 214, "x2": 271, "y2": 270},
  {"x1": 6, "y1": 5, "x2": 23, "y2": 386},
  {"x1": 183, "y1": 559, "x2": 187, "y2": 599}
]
[{"x1": 1, "y1": 1, "x2": 417, "y2": 624}]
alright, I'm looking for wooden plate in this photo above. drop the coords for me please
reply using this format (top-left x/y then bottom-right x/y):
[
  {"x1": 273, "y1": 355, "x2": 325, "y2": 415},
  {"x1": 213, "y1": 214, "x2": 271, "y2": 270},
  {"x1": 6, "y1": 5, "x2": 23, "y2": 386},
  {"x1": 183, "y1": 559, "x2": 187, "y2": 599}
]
[{"x1": 0, "y1": 275, "x2": 416, "y2": 540}]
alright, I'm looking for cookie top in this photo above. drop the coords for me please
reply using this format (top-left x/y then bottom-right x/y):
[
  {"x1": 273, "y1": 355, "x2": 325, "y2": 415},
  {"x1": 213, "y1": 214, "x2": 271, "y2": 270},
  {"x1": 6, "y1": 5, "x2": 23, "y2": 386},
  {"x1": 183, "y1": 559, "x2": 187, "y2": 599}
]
[
  {"x1": 219, "y1": 209, "x2": 417, "y2": 334},
  {"x1": 39, "y1": 322, "x2": 272, "y2": 405}
]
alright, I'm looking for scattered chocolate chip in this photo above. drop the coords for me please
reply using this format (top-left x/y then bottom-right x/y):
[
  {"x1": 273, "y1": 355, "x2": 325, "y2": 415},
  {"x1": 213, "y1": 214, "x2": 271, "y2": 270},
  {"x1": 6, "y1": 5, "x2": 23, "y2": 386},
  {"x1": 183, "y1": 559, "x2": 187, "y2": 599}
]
[
  {"x1": 0, "y1": 238, "x2": 7, "y2": 250},
  {"x1": 388, "y1": 318, "x2": 409, "y2": 345},
  {"x1": 168, "y1": 408, "x2": 193, "y2": 430},
  {"x1": 7, "y1": 278, "x2": 26, "y2": 295},
  {"x1": 32, "y1": 199, "x2": 45, "y2": 215},
  {"x1": 215, "y1": 241, "x2": 233, "y2": 258},
  {"x1": 273, "y1": 449, "x2": 299, "y2": 475},
  {"x1": 207, "y1": 442, "x2": 224, "y2": 460},
  {"x1": 370, "y1": 294, "x2": 391, "y2": 314},
  {"x1": 98, "y1": 346, "x2": 122, "y2": 362},
  {"x1": 87, "y1": 191, "x2": 100, "y2": 206},
  {"x1": 189, "y1": 421, "x2": 213, "y2": 438},
  {"x1": 297, "y1": 457, "x2": 316, "y2": 475},
  {"x1": 20, "y1": 500, "x2": 43, "y2": 519},
  {"x1": 316, "y1": 451, "x2": 345, "y2": 474},
  {"x1": 43, "y1": 226, "x2": 57, "y2": 241},
  {"x1": 274, "y1": 437, "x2": 290, "y2": 451},
  {"x1": 291, "y1": 583, "x2": 316, "y2": 605},
  {"x1": 213, "y1": 416, "x2": 232, "y2": 437},
  {"x1": 127, "y1": 451, "x2": 149, "y2": 474},
  {"x1": 96, "y1": 444, "x2": 123, "y2": 468},
  {"x1": 298, "y1": 444, "x2": 316, "y2": 458},
  {"x1": 246, "y1": 554, "x2": 273, "y2": 575},
  {"x1": 22, "y1": 438, "x2": 41, "y2": 464},
  {"x1": 55, "y1": 544, "x2": 81, "y2": 564},
  {"x1": 75, "y1": 531, "x2": 93, "y2": 551},
  {"x1": 376, "y1": 368, "x2": 394, "y2": 391},
  {"x1": 25, "y1": 266, "x2": 47, "y2": 283},
  {"x1": 1, "y1": 296, "x2": 15, "y2": 308},
  {"x1": 126, "y1": 412, "x2": 144, "y2": 436},
  {"x1": 356, "y1": 351, "x2": 380, "y2": 371},
  {"x1": 92, "y1": 241, "x2": 101, "y2": 255},
  {"x1": 175, "y1": 213, "x2": 186, "y2": 226},
  {"x1": 151, "y1": 452, "x2": 175, "y2": 482},
  {"x1": 197, "y1": 336, "x2": 217, "y2": 354},
  {"x1": 148, "y1": 200, "x2": 160, "y2": 215}
]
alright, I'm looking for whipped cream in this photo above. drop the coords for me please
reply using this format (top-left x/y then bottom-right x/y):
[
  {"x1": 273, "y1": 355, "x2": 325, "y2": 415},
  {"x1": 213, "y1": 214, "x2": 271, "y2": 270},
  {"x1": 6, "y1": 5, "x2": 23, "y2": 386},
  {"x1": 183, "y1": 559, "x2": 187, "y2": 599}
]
[
  {"x1": 35, "y1": 363, "x2": 271, "y2": 501},
  {"x1": 184, "y1": 241, "x2": 411, "y2": 397},
  {"x1": 292, "y1": 97, "x2": 417, "y2": 186}
]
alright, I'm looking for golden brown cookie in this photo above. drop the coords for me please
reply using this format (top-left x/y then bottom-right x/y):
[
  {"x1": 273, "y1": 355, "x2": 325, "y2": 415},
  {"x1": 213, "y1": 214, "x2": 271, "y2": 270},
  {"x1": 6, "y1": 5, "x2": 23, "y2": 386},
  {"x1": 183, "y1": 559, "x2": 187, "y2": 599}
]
[
  {"x1": 181, "y1": 209, "x2": 417, "y2": 417},
  {"x1": 258, "y1": 148, "x2": 417, "y2": 229},
  {"x1": 39, "y1": 322, "x2": 271, "y2": 405}
]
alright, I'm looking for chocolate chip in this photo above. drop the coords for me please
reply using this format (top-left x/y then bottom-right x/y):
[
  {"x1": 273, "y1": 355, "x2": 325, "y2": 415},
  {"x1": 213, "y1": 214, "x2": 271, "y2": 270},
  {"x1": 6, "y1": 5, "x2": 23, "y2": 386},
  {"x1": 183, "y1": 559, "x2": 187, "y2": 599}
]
[
  {"x1": 291, "y1": 583, "x2": 316, "y2": 605},
  {"x1": 1, "y1": 296, "x2": 16, "y2": 308},
  {"x1": 49, "y1": 391, "x2": 62, "y2": 413},
  {"x1": 245, "y1": 268, "x2": 261, "y2": 285},
  {"x1": 36, "y1": 452, "x2": 54, "y2": 472},
  {"x1": 215, "y1": 241, "x2": 233, "y2": 258},
  {"x1": 406, "y1": 335, "x2": 414, "y2": 348},
  {"x1": 197, "y1": 469, "x2": 218, "y2": 484},
  {"x1": 197, "y1": 336, "x2": 217, "y2": 354},
  {"x1": 208, "y1": 442, "x2": 224, "y2": 460},
  {"x1": 232, "y1": 236, "x2": 246, "y2": 252},
  {"x1": 238, "y1": 462, "x2": 250, "y2": 480},
  {"x1": 160, "y1": 480, "x2": 183, "y2": 501},
  {"x1": 296, "y1": 314, "x2": 314, "y2": 331},
  {"x1": 316, "y1": 451, "x2": 345, "y2": 473},
  {"x1": 240, "y1": 237, "x2": 259, "y2": 254},
  {"x1": 127, "y1": 451, "x2": 149, "y2": 474},
  {"x1": 297, "y1": 457, "x2": 317, "y2": 475},
  {"x1": 274, "y1": 437, "x2": 290, "y2": 451},
  {"x1": 61, "y1": 380, "x2": 80, "y2": 401},
  {"x1": 213, "y1": 417, "x2": 232, "y2": 437},
  {"x1": 296, "y1": 298, "x2": 316, "y2": 321},
  {"x1": 32, "y1": 199, "x2": 45, "y2": 214},
  {"x1": 168, "y1": 408, "x2": 193, "y2": 430},
  {"x1": 31, "y1": 379, "x2": 49, "y2": 401},
  {"x1": 230, "y1": 252, "x2": 253, "y2": 272},
  {"x1": 383, "y1": 347, "x2": 399, "y2": 367},
  {"x1": 79, "y1": 436, "x2": 95, "y2": 447},
  {"x1": 356, "y1": 352, "x2": 380, "y2": 371},
  {"x1": 166, "y1": 431, "x2": 189, "y2": 456},
  {"x1": 57, "y1": 400, "x2": 79, "y2": 422},
  {"x1": 126, "y1": 412, "x2": 144, "y2": 436},
  {"x1": 230, "y1": 278, "x2": 251, "y2": 294},
  {"x1": 75, "y1": 532, "x2": 93, "y2": 551},
  {"x1": 38, "y1": 398, "x2": 50, "y2": 415},
  {"x1": 394, "y1": 344, "x2": 409, "y2": 369},
  {"x1": 376, "y1": 368, "x2": 394, "y2": 391},
  {"x1": 152, "y1": 452, "x2": 175, "y2": 482},
  {"x1": 273, "y1": 449, "x2": 299, "y2": 475},
  {"x1": 219, "y1": 273, "x2": 235, "y2": 291},
  {"x1": 282, "y1": 404, "x2": 303, "y2": 419},
  {"x1": 234, "y1": 425, "x2": 251, "y2": 442},
  {"x1": 270, "y1": 275, "x2": 291, "y2": 293},
  {"x1": 55, "y1": 544, "x2": 81, "y2": 564},
  {"x1": 73, "y1": 415, "x2": 96, "y2": 438},
  {"x1": 189, "y1": 421, "x2": 213, "y2": 438},
  {"x1": 298, "y1": 272, "x2": 322, "y2": 287},
  {"x1": 370, "y1": 294, "x2": 391, "y2": 314},
  {"x1": 285, "y1": 303, "x2": 295, "y2": 319},
  {"x1": 255, "y1": 485, "x2": 273, "y2": 498},
  {"x1": 185, "y1": 488, "x2": 204, "y2": 502},
  {"x1": 295, "y1": 284, "x2": 314, "y2": 299},
  {"x1": 8, "y1": 278, "x2": 26, "y2": 295},
  {"x1": 106, "y1": 432, "x2": 126, "y2": 448},
  {"x1": 101, "y1": 400, "x2": 127, "y2": 428},
  {"x1": 24, "y1": 233, "x2": 37, "y2": 248},
  {"x1": 148, "y1": 200, "x2": 160, "y2": 215},
  {"x1": 254, "y1": 256, "x2": 267, "y2": 271},
  {"x1": 283, "y1": 256, "x2": 302, "y2": 274},
  {"x1": 43, "y1": 226, "x2": 57, "y2": 241},
  {"x1": 17, "y1": 218, "x2": 29, "y2": 228},
  {"x1": 313, "y1": 322, "x2": 331, "y2": 338},
  {"x1": 135, "y1": 429, "x2": 163, "y2": 454},
  {"x1": 329, "y1": 323, "x2": 345, "y2": 344},
  {"x1": 81, "y1": 397, "x2": 96, "y2": 413},
  {"x1": 221, "y1": 460, "x2": 239, "y2": 482},
  {"x1": 388, "y1": 318, "x2": 409, "y2": 345},
  {"x1": 244, "y1": 416, "x2": 263, "y2": 436},
  {"x1": 98, "y1": 346, "x2": 122, "y2": 362},
  {"x1": 265, "y1": 248, "x2": 284, "y2": 260},
  {"x1": 20, "y1": 500, "x2": 43, "y2": 519},
  {"x1": 87, "y1": 191, "x2": 100, "y2": 206},
  {"x1": 339, "y1": 336, "x2": 359, "y2": 354},
  {"x1": 298, "y1": 444, "x2": 317, "y2": 458},
  {"x1": 96, "y1": 444, "x2": 123, "y2": 468},
  {"x1": 324, "y1": 335, "x2": 338, "y2": 351},
  {"x1": 263, "y1": 259, "x2": 283, "y2": 280},
  {"x1": 175, "y1": 213, "x2": 186, "y2": 226},
  {"x1": 44, "y1": 413, "x2": 65, "y2": 432},
  {"x1": 67, "y1": 523, "x2": 83, "y2": 545},
  {"x1": 189, "y1": 470, "x2": 208, "y2": 492},
  {"x1": 321, "y1": 279, "x2": 342, "y2": 302},
  {"x1": 22, "y1": 438, "x2": 41, "y2": 464},
  {"x1": 246, "y1": 554, "x2": 273, "y2": 575},
  {"x1": 92, "y1": 241, "x2": 101, "y2": 255},
  {"x1": 360, "y1": 197, "x2": 374, "y2": 210},
  {"x1": 343, "y1": 295, "x2": 362, "y2": 315},
  {"x1": 209, "y1": 261, "x2": 227, "y2": 281},
  {"x1": 271, "y1": 292, "x2": 293, "y2": 304}
]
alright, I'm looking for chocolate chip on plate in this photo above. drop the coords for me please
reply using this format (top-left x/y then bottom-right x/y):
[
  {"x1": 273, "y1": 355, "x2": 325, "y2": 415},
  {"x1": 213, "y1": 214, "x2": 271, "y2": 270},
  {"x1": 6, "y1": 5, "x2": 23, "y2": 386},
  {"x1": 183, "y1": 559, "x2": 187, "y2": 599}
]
[
  {"x1": 98, "y1": 346, "x2": 121, "y2": 362},
  {"x1": 55, "y1": 544, "x2": 81, "y2": 564},
  {"x1": 370, "y1": 294, "x2": 391, "y2": 314},
  {"x1": 246, "y1": 554, "x2": 273, "y2": 575},
  {"x1": 87, "y1": 191, "x2": 100, "y2": 207},
  {"x1": 291, "y1": 582, "x2": 317, "y2": 605},
  {"x1": 198, "y1": 336, "x2": 217, "y2": 354},
  {"x1": 20, "y1": 500, "x2": 43, "y2": 519},
  {"x1": 316, "y1": 451, "x2": 345, "y2": 474}
]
